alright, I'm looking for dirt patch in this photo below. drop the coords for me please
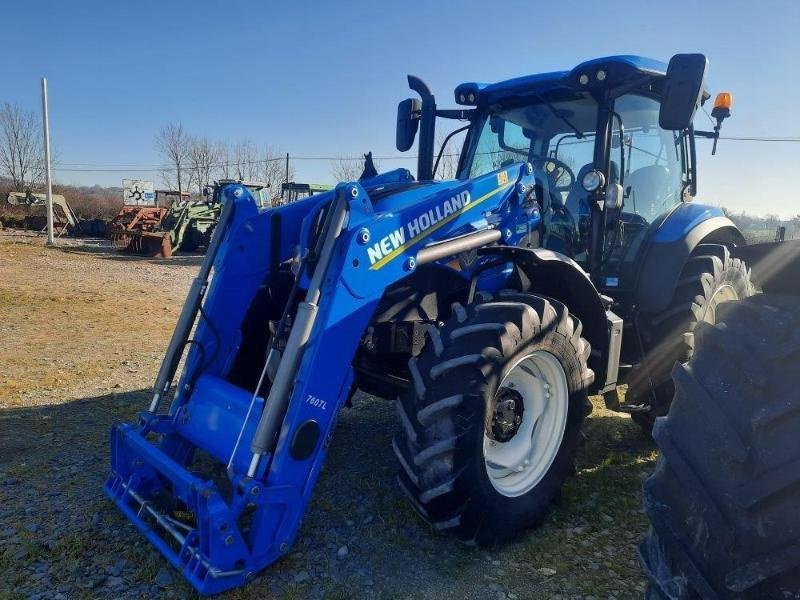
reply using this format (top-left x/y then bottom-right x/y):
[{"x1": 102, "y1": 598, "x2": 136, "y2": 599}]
[
  {"x1": 0, "y1": 232, "x2": 199, "y2": 405},
  {"x1": 0, "y1": 231, "x2": 655, "y2": 599}
]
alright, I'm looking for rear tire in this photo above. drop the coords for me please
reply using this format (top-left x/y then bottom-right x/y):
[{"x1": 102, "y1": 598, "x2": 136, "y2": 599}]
[
  {"x1": 628, "y1": 243, "x2": 753, "y2": 431},
  {"x1": 393, "y1": 290, "x2": 593, "y2": 545},
  {"x1": 640, "y1": 294, "x2": 800, "y2": 598}
]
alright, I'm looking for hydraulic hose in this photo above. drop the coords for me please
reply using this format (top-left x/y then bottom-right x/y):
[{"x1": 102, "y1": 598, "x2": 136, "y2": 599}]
[
  {"x1": 148, "y1": 195, "x2": 235, "y2": 414},
  {"x1": 246, "y1": 187, "x2": 351, "y2": 477}
]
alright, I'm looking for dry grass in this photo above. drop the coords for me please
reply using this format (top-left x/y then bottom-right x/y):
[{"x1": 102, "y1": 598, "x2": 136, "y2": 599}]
[
  {"x1": 0, "y1": 231, "x2": 655, "y2": 599},
  {"x1": 0, "y1": 232, "x2": 197, "y2": 405}
]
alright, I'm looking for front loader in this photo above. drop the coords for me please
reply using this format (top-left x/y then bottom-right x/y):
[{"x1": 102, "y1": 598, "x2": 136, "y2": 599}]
[{"x1": 106, "y1": 54, "x2": 752, "y2": 594}]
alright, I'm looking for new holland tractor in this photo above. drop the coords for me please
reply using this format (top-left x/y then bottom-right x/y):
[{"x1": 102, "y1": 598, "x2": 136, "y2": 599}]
[{"x1": 106, "y1": 54, "x2": 752, "y2": 594}]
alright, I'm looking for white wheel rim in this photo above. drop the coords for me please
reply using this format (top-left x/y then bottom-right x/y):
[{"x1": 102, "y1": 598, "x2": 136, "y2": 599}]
[{"x1": 483, "y1": 350, "x2": 569, "y2": 497}]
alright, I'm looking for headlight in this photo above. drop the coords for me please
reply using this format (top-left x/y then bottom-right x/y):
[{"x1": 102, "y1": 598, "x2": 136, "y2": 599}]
[
  {"x1": 578, "y1": 73, "x2": 589, "y2": 85},
  {"x1": 467, "y1": 92, "x2": 476, "y2": 104},
  {"x1": 581, "y1": 170, "x2": 605, "y2": 192}
]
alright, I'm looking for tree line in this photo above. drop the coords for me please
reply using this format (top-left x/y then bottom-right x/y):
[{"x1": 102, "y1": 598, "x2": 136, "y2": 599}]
[{"x1": 154, "y1": 122, "x2": 299, "y2": 196}]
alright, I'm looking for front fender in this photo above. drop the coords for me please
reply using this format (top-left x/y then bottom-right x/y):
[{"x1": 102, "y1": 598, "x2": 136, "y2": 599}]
[
  {"x1": 479, "y1": 246, "x2": 609, "y2": 393},
  {"x1": 635, "y1": 203, "x2": 745, "y2": 314}
]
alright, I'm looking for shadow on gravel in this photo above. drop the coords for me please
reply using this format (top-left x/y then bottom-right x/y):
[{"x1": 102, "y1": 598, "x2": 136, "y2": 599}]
[
  {"x1": 0, "y1": 390, "x2": 655, "y2": 599},
  {"x1": 56, "y1": 244, "x2": 206, "y2": 267}
]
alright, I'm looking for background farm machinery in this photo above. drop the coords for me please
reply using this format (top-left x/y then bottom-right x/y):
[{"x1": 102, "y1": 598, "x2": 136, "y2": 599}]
[
  {"x1": 127, "y1": 180, "x2": 272, "y2": 257},
  {"x1": 106, "y1": 189, "x2": 187, "y2": 253},
  {"x1": 277, "y1": 182, "x2": 332, "y2": 205},
  {"x1": 2, "y1": 190, "x2": 106, "y2": 237}
]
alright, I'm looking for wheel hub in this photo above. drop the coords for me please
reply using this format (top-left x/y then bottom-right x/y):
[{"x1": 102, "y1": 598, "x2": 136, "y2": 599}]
[
  {"x1": 483, "y1": 350, "x2": 570, "y2": 497},
  {"x1": 490, "y1": 387, "x2": 524, "y2": 442}
]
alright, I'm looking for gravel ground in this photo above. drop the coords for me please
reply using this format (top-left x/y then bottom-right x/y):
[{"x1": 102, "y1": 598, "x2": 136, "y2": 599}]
[{"x1": 0, "y1": 231, "x2": 656, "y2": 599}]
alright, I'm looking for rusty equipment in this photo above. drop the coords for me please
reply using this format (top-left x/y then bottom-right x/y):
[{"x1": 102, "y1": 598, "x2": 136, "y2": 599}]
[
  {"x1": 107, "y1": 189, "x2": 189, "y2": 256},
  {"x1": 106, "y1": 205, "x2": 169, "y2": 247}
]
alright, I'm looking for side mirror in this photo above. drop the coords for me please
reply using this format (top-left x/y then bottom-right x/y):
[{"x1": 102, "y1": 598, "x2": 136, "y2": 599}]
[
  {"x1": 396, "y1": 98, "x2": 421, "y2": 152},
  {"x1": 659, "y1": 53, "x2": 708, "y2": 130}
]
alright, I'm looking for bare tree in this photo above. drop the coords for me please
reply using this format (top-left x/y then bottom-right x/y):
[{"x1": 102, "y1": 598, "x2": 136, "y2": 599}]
[
  {"x1": 188, "y1": 136, "x2": 220, "y2": 194},
  {"x1": 0, "y1": 102, "x2": 45, "y2": 191},
  {"x1": 156, "y1": 123, "x2": 191, "y2": 192},
  {"x1": 230, "y1": 138, "x2": 261, "y2": 181},
  {"x1": 330, "y1": 155, "x2": 379, "y2": 182},
  {"x1": 260, "y1": 147, "x2": 294, "y2": 192},
  {"x1": 215, "y1": 141, "x2": 233, "y2": 180}
]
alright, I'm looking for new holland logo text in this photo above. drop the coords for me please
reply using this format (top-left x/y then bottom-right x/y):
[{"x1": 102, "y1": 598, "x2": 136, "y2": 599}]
[{"x1": 367, "y1": 190, "x2": 471, "y2": 266}]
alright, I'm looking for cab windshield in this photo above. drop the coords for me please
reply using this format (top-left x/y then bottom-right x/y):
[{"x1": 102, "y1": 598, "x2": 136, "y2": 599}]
[{"x1": 461, "y1": 93, "x2": 686, "y2": 227}]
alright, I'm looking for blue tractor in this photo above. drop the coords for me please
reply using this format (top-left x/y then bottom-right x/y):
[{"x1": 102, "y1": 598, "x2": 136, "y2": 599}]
[{"x1": 106, "y1": 54, "x2": 752, "y2": 594}]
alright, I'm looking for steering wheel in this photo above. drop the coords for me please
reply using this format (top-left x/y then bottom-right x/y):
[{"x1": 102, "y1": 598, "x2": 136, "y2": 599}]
[{"x1": 530, "y1": 156, "x2": 575, "y2": 192}]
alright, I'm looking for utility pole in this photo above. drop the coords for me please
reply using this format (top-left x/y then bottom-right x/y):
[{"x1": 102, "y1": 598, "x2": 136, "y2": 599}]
[
  {"x1": 285, "y1": 152, "x2": 289, "y2": 184},
  {"x1": 41, "y1": 78, "x2": 54, "y2": 245}
]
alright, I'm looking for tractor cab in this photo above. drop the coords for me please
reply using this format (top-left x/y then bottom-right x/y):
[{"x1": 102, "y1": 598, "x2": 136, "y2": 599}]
[{"x1": 398, "y1": 54, "x2": 731, "y2": 291}]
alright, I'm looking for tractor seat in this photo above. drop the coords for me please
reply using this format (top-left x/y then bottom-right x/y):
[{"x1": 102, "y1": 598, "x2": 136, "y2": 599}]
[{"x1": 622, "y1": 164, "x2": 671, "y2": 222}]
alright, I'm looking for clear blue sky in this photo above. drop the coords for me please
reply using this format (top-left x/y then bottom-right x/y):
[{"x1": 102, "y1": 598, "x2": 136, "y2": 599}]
[{"x1": 3, "y1": 0, "x2": 799, "y2": 216}]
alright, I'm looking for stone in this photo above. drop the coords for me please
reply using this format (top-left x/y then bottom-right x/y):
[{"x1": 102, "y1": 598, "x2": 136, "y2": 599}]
[
  {"x1": 154, "y1": 568, "x2": 173, "y2": 587},
  {"x1": 294, "y1": 570, "x2": 310, "y2": 583}
]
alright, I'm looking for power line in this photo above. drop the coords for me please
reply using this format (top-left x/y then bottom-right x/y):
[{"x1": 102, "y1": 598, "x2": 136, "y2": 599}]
[
  {"x1": 51, "y1": 154, "x2": 425, "y2": 173},
  {"x1": 49, "y1": 137, "x2": 799, "y2": 173},
  {"x1": 719, "y1": 136, "x2": 800, "y2": 142}
]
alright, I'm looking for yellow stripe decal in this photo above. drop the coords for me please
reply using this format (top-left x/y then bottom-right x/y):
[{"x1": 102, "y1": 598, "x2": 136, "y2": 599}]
[{"x1": 369, "y1": 181, "x2": 514, "y2": 271}]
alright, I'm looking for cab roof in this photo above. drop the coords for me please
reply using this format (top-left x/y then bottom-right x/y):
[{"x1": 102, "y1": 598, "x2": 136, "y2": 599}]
[{"x1": 454, "y1": 55, "x2": 669, "y2": 107}]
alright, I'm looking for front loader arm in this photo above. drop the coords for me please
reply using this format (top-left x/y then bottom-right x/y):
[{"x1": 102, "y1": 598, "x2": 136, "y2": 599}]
[{"x1": 105, "y1": 164, "x2": 536, "y2": 595}]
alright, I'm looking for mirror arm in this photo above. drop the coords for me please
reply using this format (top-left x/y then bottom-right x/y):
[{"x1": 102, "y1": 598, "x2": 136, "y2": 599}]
[
  {"x1": 694, "y1": 128, "x2": 723, "y2": 154},
  {"x1": 435, "y1": 109, "x2": 475, "y2": 120}
]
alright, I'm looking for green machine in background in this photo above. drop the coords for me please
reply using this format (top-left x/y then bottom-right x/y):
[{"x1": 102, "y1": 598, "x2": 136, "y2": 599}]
[
  {"x1": 277, "y1": 181, "x2": 332, "y2": 205},
  {"x1": 131, "y1": 180, "x2": 271, "y2": 256}
]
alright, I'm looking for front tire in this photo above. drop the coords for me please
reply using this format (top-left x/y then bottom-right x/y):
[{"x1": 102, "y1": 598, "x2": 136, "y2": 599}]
[
  {"x1": 393, "y1": 290, "x2": 594, "y2": 545},
  {"x1": 628, "y1": 243, "x2": 753, "y2": 431}
]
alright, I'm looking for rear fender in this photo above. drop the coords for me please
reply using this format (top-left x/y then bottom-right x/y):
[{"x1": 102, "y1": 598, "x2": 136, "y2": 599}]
[
  {"x1": 635, "y1": 203, "x2": 745, "y2": 314},
  {"x1": 732, "y1": 240, "x2": 800, "y2": 294},
  {"x1": 479, "y1": 246, "x2": 610, "y2": 393}
]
